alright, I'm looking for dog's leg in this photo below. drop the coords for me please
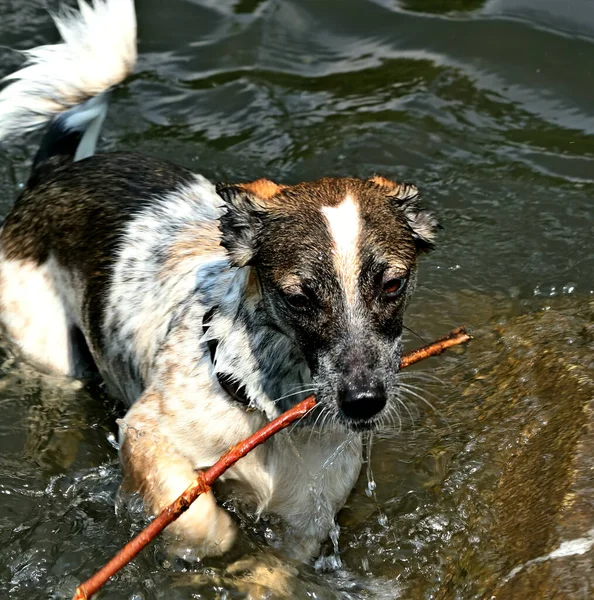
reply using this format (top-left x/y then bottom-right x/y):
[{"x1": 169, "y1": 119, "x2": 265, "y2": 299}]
[
  {"x1": 119, "y1": 391, "x2": 237, "y2": 558},
  {"x1": 0, "y1": 254, "x2": 82, "y2": 376}
]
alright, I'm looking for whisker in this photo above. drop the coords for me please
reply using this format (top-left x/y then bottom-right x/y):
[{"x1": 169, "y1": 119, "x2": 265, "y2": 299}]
[
  {"x1": 271, "y1": 387, "x2": 317, "y2": 404},
  {"x1": 402, "y1": 324, "x2": 429, "y2": 344},
  {"x1": 397, "y1": 371, "x2": 445, "y2": 384},
  {"x1": 307, "y1": 405, "x2": 330, "y2": 444},
  {"x1": 387, "y1": 400, "x2": 403, "y2": 434},
  {"x1": 319, "y1": 410, "x2": 331, "y2": 433},
  {"x1": 398, "y1": 382, "x2": 440, "y2": 400},
  {"x1": 399, "y1": 388, "x2": 452, "y2": 432},
  {"x1": 279, "y1": 382, "x2": 319, "y2": 394},
  {"x1": 399, "y1": 387, "x2": 437, "y2": 413},
  {"x1": 385, "y1": 403, "x2": 400, "y2": 434},
  {"x1": 283, "y1": 403, "x2": 319, "y2": 438},
  {"x1": 397, "y1": 395, "x2": 417, "y2": 436}
]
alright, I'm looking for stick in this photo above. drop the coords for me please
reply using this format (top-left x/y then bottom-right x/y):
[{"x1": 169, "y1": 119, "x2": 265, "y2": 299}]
[
  {"x1": 73, "y1": 327, "x2": 470, "y2": 600},
  {"x1": 400, "y1": 327, "x2": 471, "y2": 368}
]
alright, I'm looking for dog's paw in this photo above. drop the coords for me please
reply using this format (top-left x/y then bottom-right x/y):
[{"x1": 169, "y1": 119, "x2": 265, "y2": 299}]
[{"x1": 166, "y1": 493, "x2": 238, "y2": 558}]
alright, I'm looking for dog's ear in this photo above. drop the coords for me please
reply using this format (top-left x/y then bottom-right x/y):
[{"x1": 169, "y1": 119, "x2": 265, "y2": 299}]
[
  {"x1": 216, "y1": 179, "x2": 287, "y2": 266},
  {"x1": 369, "y1": 175, "x2": 439, "y2": 251}
]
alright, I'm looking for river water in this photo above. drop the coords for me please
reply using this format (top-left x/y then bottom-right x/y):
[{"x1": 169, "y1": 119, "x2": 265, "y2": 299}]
[{"x1": 0, "y1": 0, "x2": 592, "y2": 598}]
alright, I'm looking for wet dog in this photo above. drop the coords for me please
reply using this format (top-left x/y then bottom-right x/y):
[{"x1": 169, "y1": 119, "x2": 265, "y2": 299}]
[{"x1": 0, "y1": 0, "x2": 437, "y2": 561}]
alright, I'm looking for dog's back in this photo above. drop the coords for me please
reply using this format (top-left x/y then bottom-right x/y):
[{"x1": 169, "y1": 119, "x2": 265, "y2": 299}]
[
  {"x1": 1, "y1": 153, "x2": 200, "y2": 385},
  {"x1": 0, "y1": 0, "x2": 221, "y2": 399}
]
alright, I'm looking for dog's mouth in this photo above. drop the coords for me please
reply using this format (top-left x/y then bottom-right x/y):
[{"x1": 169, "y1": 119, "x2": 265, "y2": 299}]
[
  {"x1": 302, "y1": 400, "x2": 385, "y2": 433},
  {"x1": 341, "y1": 415, "x2": 383, "y2": 432},
  {"x1": 315, "y1": 404, "x2": 387, "y2": 433}
]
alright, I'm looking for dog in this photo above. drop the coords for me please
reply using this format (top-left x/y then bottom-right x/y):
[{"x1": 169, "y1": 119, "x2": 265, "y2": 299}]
[{"x1": 0, "y1": 0, "x2": 438, "y2": 562}]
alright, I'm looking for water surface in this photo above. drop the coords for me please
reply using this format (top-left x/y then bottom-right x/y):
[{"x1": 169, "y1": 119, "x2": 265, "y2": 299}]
[{"x1": 0, "y1": 0, "x2": 592, "y2": 598}]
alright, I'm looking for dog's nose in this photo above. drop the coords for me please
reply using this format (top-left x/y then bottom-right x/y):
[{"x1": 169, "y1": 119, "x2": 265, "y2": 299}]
[{"x1": 338, "y1": 382, "x2": 387, "y2": 421}]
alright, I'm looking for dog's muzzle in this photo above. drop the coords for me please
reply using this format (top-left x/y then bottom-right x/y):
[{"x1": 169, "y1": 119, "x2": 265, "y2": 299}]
[{"x1": 338, "y1": 381, "x2": 387, "y2": 423}]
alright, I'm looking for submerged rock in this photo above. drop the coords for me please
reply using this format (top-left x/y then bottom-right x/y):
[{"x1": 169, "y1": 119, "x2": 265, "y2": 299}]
[
  {"x1": 341, "y1": 297, "x2": 594, "y2": 599},
  {"x1": 468, "y1": 299, "x2": 594, "y2": 599}
]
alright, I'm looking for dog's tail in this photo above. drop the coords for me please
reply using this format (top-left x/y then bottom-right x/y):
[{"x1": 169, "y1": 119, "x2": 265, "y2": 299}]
[{"x1": 0, "y1": 0, "x2": 136, "y2": 168}]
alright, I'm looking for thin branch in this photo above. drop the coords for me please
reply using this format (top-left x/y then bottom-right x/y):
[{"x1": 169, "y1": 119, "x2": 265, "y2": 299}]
[
  {"x1": 73, "y1": 327, "x2": 471, "y2": 600},
  {"x1": 400, "y1": 327, "x2": 471, "y2": 369}
]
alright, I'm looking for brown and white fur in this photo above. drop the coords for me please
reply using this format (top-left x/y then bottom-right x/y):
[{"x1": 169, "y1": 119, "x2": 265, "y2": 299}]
[{"x1": 0, "y1": 0, "x2": 438, "y2": 562}]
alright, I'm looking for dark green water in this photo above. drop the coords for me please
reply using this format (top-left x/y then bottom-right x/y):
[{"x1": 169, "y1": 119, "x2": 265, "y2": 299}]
[{"x1": 0, "y1": 0, "x2": 592, "y2": 598}]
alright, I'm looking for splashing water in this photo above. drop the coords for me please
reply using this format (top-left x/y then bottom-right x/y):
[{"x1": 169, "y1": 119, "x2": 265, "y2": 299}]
[
  {"x1": 365, "y1": 434, "x2": 389, "y2": 530},
  {"x1": 310, "y1": 437, "x2": 362, "y2": 572},
  {"x1": 315, "y1": 520, "x2": 343, "y2": 571},
  {"x1": 365, "y1": 432, "x2": 376, "y2": 498}
]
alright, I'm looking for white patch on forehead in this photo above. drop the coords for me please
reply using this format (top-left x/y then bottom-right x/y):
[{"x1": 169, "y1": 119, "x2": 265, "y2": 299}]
[{"x1": 321, "y1": 193, "x2": 360, "y2": 304}]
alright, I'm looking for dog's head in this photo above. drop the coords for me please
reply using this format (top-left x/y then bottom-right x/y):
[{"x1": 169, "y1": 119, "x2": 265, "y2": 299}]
[{"x1": 216, "y1": 176, "x2": 438, "y2": 430}]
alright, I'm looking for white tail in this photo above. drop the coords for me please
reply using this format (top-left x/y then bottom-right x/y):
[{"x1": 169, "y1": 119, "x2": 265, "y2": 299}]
[{"x1": 0, "y1": 0, "x2": 137, "y2": 146}]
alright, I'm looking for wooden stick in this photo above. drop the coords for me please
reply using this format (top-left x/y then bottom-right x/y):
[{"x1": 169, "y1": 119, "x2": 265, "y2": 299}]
[
  {"x1": 73, "y1": 327, "x2": 470, "y2": 600},
  {"x1": 400, "y1": 327, "x2": 471, "y2": 368}
]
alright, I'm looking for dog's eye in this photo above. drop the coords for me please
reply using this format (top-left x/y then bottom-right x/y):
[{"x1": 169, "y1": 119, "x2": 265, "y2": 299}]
[
  {"x1": 284, "y1": 292, "x2": 312, "y2": 311},
  {"x1": 381, "y1": 276, "x2": 407, "y2": 300}
]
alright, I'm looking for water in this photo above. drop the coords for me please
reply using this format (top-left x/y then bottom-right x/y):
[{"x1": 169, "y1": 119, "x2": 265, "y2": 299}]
[{"x1": 1, "y1": 0, "x2": 593, "y2": 598}]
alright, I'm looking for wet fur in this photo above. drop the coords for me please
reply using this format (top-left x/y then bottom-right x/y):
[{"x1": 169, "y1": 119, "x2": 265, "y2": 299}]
[
  {"x1": 0, "y1": 157, "x2": 433, "y2": 560},
  {"x1": 0, "y1": 0, "x2": 438, "y2": 562}
]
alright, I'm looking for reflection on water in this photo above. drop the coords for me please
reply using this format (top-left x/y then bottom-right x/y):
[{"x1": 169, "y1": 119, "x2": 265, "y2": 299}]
[
  {"x1": 0, "y1": 0, "x2": 593, "y2": 598},
  {"x1": 397, "y1": 0, "x2": 486, "y2": 14}
]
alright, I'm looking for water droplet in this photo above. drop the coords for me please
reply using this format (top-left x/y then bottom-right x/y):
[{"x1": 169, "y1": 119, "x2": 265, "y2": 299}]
[
  {"x1": 106, "y1": 432, "x2": 119, "y2": 450},
  {"x1": 365, "y1": 433, "x2": 377, "y2": 497},
  {"x1": 329, "y1": 521, "x2": 340, "y2": 554}
]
